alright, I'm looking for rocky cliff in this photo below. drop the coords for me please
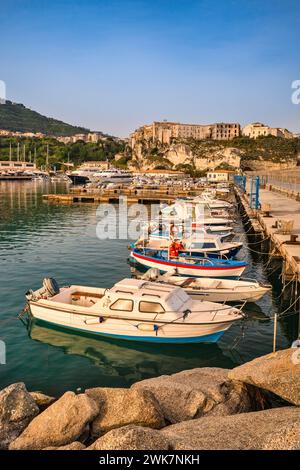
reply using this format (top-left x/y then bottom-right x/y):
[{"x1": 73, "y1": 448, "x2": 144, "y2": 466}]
[{"x1": 119, "y1": 137, "x2": 300, "y2": 174}]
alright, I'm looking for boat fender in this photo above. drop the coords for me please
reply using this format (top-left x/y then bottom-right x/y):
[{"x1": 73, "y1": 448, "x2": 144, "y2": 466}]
[
  {"x1": 84, "y1": 317, "x2": 105, "y2": 325},
  {"x1": 137, "y1": 323, "x2": 159, "y2": 332},
  {"x1": 43, "y1": 278, "x2": 60, "y2": 297}
]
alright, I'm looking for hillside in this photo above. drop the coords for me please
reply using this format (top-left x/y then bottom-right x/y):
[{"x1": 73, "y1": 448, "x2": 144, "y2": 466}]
[
  {"x1": 0, "y1": 136, "x2": 125, "y2": 168},
  {"x1": 0, "y1": 101, "x2": 89, "y2": 136},
  {"x1": 123, "y1": 136, "x2": 300, "y2": 174}
]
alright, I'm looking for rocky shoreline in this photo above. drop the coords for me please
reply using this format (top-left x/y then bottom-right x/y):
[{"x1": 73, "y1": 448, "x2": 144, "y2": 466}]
[{"x1": 1, "y1": 348, "x2": 299, "y2": 450}]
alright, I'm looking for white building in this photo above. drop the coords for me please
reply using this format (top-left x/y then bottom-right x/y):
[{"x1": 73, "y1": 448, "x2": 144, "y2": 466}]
[
  {"x1": 0, "y1": 161, "x2": 37, "y2": 171},
  {"x1": 206, "y1": 170, "x2": 232, "y2": 182},
  {"x1": 243, "y1": 122, "x2": 293, "y2": 139}
]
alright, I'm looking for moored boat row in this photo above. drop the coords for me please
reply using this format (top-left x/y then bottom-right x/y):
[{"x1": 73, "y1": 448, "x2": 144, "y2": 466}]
[{"x1": 24, "y1": 185, "x2": 271, "y2": 344}]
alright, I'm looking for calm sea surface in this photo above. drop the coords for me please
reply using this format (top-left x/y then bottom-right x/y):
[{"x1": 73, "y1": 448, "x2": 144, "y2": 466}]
[{"x1": 0, "y1": 181, "x2": 297, "y2": 395}]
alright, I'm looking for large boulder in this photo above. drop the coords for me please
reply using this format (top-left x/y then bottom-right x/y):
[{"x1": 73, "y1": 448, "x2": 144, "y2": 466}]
[
  {"x1": 9, "y1": 391, "x2": 100, "y2": 450},
  {"x1": 86, "y1": 387, "x2": 165, "y2": 437},
  {"x1": 86, "y1": 425, "x2": 170, "y2": 450},
  {"x1": 228, "y1": 348, "x2": 300, "y2": 405},
  {"x1": 162, "y1": 407, "x2": 300, "y2": 450},
  {"x1": 44, "y1": 442, "x2": 86, "y2": 450},
  {"x1": 0, "y1": 382, "x2": 39, "y2": 449},
  {"x1": 262, "y1": 423, "x2": 300, "y2": 450},
  {"x1": 29, "y1": 392, "x2": 56, "y2": 410},
  {"x1": 132, "y1": 368, "x2": 253, "y2": 424}
]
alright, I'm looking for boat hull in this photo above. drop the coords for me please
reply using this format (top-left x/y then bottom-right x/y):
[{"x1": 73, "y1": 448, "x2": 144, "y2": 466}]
[
  {"x1": 29, "y1": 303, "x2": 236, "y2": 344},
  {"x1": 68, "y1": 175, "x2": 90, "y2": 185},
  {"x1": 185, "y1": 287, "x2": 269, "y2": 302},
  {"x1": 131, "y1": 252, "x2": 247, "y2": 278}
]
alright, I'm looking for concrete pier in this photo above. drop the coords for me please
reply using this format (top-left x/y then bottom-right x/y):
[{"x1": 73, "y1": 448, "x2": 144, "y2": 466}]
[{"x1": 236, "y1": 185, "x2": 300, "y2": 281}]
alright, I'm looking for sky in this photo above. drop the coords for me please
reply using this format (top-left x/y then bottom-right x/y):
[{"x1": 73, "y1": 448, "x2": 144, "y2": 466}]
[{"x1": 0, "y1": 0, "x2": 300, "y2": 136}]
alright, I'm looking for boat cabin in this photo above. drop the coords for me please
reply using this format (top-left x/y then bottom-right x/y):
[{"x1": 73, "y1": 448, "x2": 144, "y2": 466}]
[
  {"x1": 34, "y1": 279, "x2": 192, "y2": 319},
  {"x1": 106, "y1": 279, "x2": 191, "y2": 315}
]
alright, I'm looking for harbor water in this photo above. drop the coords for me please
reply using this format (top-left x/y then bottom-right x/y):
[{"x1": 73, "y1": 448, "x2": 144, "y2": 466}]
[{"x1": 0, "y1": 181, "x2": 297, "y2": 396}]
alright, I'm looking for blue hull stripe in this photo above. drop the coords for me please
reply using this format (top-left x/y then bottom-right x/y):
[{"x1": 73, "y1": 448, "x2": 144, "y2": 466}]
[{"x1": 34, "y1": 319, "x2": 225, "y2": 344}]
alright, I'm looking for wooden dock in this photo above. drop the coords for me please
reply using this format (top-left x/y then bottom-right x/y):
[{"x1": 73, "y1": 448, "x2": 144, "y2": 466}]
[
  {"x1": 0, "y1": 175, "x2": 32, "y2": 181},
  {"x1": 43, "y1": 186, "x2": 205, "y2": 205}
]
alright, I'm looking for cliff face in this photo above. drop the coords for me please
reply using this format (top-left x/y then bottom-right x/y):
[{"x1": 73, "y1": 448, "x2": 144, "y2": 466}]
[
  {"x1": 122, "y1": 137, "x2": 299, "y2": 173},
  {"x1": 166, "y1": 144, "x2": 241, "y2": 170},
  {"x1": 127, "y1": 140, "x2": 241, "y2": 172},
  {"x1": 242, "y1": 159, "x2": 297, "y2": 172}
]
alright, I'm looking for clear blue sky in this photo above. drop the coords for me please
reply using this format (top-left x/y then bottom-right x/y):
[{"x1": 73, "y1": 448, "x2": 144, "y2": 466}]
[{"x1": 1, "y1": 0, "x2": 299, "y2": 136}]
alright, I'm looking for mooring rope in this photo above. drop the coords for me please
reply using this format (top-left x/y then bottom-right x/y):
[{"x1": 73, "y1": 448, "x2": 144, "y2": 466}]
[
  {"x1": 246, "y1": 235, "x2": 270, "y2": 245},
  {"x1": 272, "y1": 274, "x2": 297, "y2": 301}
]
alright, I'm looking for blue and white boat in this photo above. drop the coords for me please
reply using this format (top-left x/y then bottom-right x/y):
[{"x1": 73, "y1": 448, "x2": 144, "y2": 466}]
[
  {"x1": 135, "y1": 232, "x2": 242, "y2": 259},
  {"x1": 26, "y1": 278, "x2": 243, "y2": 344},
  {"x1": 130, "y1": 248, "x2": 248, "y2": 278}
]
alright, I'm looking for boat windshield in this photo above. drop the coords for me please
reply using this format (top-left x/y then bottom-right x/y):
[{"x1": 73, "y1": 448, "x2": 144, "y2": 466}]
[{"x1": 165, "y1": 288, "x2": 190, "y2": 311}]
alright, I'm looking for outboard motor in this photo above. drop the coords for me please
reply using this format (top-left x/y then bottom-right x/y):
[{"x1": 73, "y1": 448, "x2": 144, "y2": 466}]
[{"x1": 43, "y1": 278, "x2": 60, "y2": 297}]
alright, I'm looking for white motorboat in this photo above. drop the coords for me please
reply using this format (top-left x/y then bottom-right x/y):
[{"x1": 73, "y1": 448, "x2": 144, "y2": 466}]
[
  {"x1": 161, "y1": 201, "x2": 231, "y2": 218},
  {"x1": 68, "y1": 164, "x2": 107, "y2": 185},
  {"x1": 25, "y1": 278, "x2": 243, "y2": 344},
  {"x1": 190, "y1": 195, "x2": 232, "y2": 209},
  {"x1": 90, "y1": 169, "x2": 133, "y2": 185},
  {"x1": 140, "y1": 269, "x2": 271, "y2": 303},
  {"x1": 142, "y1": 221, "x2": 234, "y2": 239},
  {"x1": 159, "y1": 202, "x2": 233, "y2": 227}
]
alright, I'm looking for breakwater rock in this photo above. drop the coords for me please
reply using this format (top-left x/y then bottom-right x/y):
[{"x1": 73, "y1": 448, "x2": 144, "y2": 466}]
[{"x1": 1, "y1": 348, "x2": 299, "y2": 450}]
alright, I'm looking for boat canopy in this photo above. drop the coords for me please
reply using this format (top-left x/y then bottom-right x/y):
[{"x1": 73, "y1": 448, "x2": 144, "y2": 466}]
[{"x1": 110, "y1": 279, "x2": 191, "y2": 312}]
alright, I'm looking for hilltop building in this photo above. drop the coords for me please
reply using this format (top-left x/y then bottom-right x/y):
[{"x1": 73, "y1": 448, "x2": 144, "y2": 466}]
[
  {"x1": 130, "y1": 121, "x2": 241, "y2": 147},
  {"x1": 0, "y1": 129, "x2": 45, "y2": 138},
  {"x1": 206, "y1": 170, "x2": 233, "y2": 182},
  {"x1": 242, "y1": 122, "x2": 293, "y2": 139},
  {"x1": 56, "y1": 132, "x2": 105, "y2": 144}
]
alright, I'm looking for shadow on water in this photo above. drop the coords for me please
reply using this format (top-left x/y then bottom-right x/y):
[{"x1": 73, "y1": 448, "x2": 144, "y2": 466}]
[{"x1": 27, "y1": 319, "x2": 238, "y2": 393}]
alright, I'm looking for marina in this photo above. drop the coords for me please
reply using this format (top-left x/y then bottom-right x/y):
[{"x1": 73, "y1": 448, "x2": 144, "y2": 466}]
[
  {"x1": 0, "y1": 179, "x2": 298, "y2": 396},
  {"x1": 1, "y1": 1, "x2": 299, "y2": 454}
]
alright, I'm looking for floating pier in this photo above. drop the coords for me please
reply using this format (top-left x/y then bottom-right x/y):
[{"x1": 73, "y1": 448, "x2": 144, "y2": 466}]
[
  {"x1": 0, "y1": 175, "x2": 32, "y2": 181},
  {"x1": 43, "y1": 185, "x2": 215, "y2": 205}
]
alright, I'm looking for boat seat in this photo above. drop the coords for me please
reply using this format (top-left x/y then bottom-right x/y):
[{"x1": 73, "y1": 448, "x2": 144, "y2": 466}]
[
  {"x1": 179, "y1": 278, "x2": 195, "y2": 287},
  {"x1": 206, "y1": 280, "x2": 222, "y2": 289},
  {"x1": 72, "y1": 291, "x2": 104, "y2": 299}
]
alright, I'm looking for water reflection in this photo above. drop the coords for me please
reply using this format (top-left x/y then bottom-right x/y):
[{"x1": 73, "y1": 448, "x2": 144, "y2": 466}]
[{"x1": 29, "y1": 320, "x2": 237, "y2": 386}]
